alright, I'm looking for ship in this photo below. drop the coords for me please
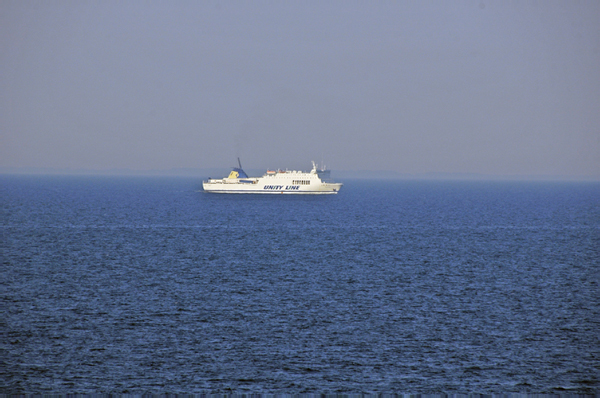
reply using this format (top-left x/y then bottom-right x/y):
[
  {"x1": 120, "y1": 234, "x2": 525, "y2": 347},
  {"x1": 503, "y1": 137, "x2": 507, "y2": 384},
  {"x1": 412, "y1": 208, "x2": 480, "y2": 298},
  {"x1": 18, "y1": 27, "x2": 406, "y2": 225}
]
[{"x1": 203, "y1": 159, "x2": 343, "y2": 194}]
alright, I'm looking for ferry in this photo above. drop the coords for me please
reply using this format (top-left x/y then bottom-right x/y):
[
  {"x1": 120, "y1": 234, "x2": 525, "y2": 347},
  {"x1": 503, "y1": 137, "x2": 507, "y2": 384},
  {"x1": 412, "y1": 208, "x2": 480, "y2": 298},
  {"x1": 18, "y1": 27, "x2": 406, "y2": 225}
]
[{"x1": 203, "y1": 159, "x2": 343, "y2": 194}]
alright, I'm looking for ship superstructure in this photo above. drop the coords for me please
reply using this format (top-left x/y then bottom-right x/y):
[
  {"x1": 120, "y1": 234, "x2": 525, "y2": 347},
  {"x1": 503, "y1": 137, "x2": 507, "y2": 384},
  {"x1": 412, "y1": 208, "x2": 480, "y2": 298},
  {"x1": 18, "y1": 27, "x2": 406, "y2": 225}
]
[{"x1": 203, "y1": 159, "x2": 342, "y2": 194}]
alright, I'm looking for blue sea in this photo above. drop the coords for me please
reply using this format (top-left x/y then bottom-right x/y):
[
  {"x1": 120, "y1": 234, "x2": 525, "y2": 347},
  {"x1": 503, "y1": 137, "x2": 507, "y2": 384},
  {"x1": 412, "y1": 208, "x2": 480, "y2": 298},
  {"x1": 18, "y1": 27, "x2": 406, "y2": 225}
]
[{"x1": 2, "y1": 175, "x2": 599, "y2": 394}]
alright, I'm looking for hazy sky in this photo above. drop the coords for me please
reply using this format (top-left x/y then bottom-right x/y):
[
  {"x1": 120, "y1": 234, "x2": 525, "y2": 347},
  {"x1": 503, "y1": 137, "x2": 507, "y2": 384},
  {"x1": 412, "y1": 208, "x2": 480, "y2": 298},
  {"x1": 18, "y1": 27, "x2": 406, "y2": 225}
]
[{"x1": 1, "y1": 0, "x2": 599, "y2": 177}]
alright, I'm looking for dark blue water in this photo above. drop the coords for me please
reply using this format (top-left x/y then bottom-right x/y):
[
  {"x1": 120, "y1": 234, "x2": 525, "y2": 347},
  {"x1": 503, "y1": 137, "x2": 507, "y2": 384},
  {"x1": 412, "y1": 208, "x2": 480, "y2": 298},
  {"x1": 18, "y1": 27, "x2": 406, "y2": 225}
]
[{"x1": 2, "y1": 175, "x2": 599, "y2": 394}]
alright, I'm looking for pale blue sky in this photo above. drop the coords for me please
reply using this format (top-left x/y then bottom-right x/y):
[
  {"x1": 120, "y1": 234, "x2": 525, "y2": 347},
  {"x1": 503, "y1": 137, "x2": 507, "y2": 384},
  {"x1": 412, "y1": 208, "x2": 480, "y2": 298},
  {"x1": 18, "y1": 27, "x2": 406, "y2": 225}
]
[{"x1": 1, "y1": 1, "x2": 599, "y2": 177}]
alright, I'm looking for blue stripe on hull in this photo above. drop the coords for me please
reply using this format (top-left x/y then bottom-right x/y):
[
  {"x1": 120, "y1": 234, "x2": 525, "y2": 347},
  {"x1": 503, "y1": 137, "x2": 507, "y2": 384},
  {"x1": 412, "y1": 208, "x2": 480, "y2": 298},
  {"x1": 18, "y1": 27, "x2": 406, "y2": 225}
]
[{"x1": 203, "y1": 189, "x2": 338, "y2": 194}]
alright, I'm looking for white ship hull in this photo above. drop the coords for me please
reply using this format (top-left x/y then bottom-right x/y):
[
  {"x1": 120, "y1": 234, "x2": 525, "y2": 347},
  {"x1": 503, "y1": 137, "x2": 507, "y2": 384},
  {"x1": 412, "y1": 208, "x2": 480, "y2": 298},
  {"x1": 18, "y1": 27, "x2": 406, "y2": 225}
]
[{"x1": 203, "y1": 161, "x2": 342, "y2": 194}]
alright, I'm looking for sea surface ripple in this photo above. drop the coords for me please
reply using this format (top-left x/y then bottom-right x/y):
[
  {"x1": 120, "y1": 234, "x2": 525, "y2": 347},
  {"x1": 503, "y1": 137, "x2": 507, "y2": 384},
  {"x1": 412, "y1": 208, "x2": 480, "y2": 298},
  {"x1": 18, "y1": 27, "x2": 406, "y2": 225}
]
[{"x1": 2, "y1": 175, "x2": 599, "y2": 394}]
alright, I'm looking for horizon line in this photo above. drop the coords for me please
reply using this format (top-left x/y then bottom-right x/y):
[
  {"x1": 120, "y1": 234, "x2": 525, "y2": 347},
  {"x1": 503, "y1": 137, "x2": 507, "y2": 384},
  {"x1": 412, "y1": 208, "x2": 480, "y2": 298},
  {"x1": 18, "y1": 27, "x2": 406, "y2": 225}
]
[{"x1": 1, "y1": 167, "x2": 599, "y2": 182}]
